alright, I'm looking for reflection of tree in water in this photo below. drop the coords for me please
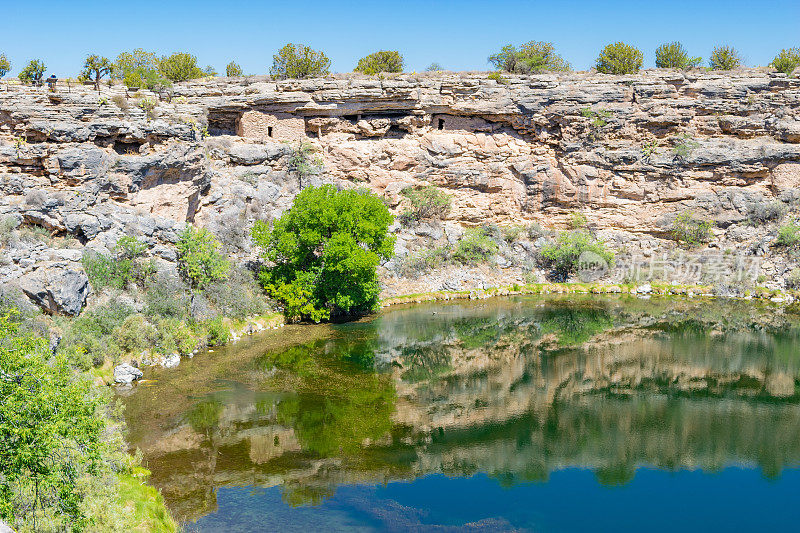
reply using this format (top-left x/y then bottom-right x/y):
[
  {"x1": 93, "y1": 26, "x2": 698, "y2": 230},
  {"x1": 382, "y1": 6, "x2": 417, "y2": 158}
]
[
  {"x1": 537, "y1": 305, "x2": 614, "y2": 346},
  {"x1": 281, "y1": 484, "x2": 337, "y2": 507},
  {"x1": 400, "y1": 344, "x2": 452, "y2": 383},
  {"x1": 187, "y1": 400, "x2": 224, "y2": 434},
  {"x1": 263, "y1": 339, "x2": 396, "y2": 458}
]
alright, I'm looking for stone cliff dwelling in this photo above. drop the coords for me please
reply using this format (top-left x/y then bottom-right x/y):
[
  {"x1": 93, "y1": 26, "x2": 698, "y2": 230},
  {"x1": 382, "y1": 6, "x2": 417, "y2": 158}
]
[{"x1": 236, "y1": 110, "x2": 306, "y2": 141}]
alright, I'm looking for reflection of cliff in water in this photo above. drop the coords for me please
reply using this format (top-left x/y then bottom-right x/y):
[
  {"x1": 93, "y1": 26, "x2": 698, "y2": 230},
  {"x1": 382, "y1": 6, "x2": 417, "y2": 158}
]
[{"x1": 123, "y1": 296, "x2": 800, "y2": 523}]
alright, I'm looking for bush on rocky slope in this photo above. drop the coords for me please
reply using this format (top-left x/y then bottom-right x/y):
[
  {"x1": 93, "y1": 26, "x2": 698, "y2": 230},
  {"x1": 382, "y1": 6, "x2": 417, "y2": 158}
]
[
  {"x1": 538, "y1": 230, "x2": 615, "y2": 281},
  {"x1": 399, "y1": 185, "x2": 452, "y2": 224}
]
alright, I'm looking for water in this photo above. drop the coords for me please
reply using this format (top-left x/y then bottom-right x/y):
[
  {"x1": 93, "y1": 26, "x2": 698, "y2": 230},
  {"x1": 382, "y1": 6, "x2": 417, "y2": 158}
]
[{"x1": 122, "y1": 295, "x2": 800, "y2": 531}]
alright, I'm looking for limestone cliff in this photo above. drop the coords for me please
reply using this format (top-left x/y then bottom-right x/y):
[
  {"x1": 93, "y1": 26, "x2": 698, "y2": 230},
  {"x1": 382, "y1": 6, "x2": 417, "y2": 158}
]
[{"x1": 1, "y1": 69, "x2": 799, "y2": 313}]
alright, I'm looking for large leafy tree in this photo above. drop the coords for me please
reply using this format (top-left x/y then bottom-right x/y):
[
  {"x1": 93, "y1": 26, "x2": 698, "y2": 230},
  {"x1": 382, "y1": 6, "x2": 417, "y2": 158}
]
[
  {"x1": 488, "y1": 41, "x2": 571, "y2": 73},
  {"x1": 0, "y1": 314, "x2": 105, "y2": 529},
  {"x1": 80, "y1": 54, "x2": 112, "y2": 91},
  {"x1": 269, "y1": 43, "x2": 331, "y2": 80},
  {"x1": 251, "y1": 185, "x2": 395, "y2": 322},
  {"x1": 354, "y1": 50, "x2": 404, "y2": 75}
]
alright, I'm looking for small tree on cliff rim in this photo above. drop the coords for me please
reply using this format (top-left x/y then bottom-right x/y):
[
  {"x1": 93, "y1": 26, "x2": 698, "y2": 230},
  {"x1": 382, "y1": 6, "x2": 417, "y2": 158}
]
[
  {"x1": 354, "y1": 50, "x2": 404, "y2": 75},
  {"x1": 0, "y1": 54, "x2": 10, "y2": 79},
  {"x1": 251, "y1": 185, "x2": 395, "y2": 322},
  {"x1": 18, "y1": 59, "x2": 45, "y2": 84},
  {"x1": 488, "y1": 41, "x2": 571, "y2": 73},
  {"x1": 270, "y1": 43, "x2": 331, "y2": 79},
  {"x1": 655, "y1": 42, "x2": 701, "y2": 70},
  {"x1": 226, "y1": 61, "x2": 243, "y2": 77},
  {"x1": 595, "y1": 42, "x2": 643, "y2": 74},
  {"x1": 80, "y1": 54, "x2": 112, "y2": 91},
  {"x1": 709, "y1": 46, "x2": 742, "y2": 70}
]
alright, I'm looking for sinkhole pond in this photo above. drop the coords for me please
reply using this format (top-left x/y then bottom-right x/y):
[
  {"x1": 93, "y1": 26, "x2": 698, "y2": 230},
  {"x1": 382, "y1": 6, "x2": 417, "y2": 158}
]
[{"x1": 121, "y1": 295, "x2": 800, "y2": 532}]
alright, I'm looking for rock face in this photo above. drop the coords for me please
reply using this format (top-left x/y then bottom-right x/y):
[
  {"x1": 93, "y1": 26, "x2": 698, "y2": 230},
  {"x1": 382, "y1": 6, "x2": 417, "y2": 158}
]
[
  {"x1": 1, "y1": 69, "x2": 799, "y2": 307},
  {"x1": 19, "y1": 268, "x2": 89, "y2": 316}
]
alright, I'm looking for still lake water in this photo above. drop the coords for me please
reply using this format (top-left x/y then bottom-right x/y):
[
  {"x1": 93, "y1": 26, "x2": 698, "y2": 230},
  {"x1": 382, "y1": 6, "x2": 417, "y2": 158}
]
[{"x1": 122, "y1": 295, "x2": 800, "y2": 531}]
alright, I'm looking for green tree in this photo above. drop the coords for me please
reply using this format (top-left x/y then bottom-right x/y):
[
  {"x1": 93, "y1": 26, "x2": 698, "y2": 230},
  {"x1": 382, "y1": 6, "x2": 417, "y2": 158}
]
[
  {"x1": 426, "y1": 62, "x2": 444, "y2": 71},
  {"x1": 655, "y1": 42, "x2": 702, "y2": 69},
  {"x1": 113, "y1": 48, "x2": 159, "y2": 88},
  {"x1": 770, "y1": 48, "x2": 800, "y2": 75},
  {"x1": 270, "y1": 43, "x2": 331, "y2": 80},
  {"x1": 354, "y1": 50, "x2": 404, "y2": 75},
  {"x1": 80, "y1": 54, "x2": 112, "y2": 91},
  {"x1": 288, "y1": 141, "x2": 323, "y2": 189},
  {"x1": 710, "y1": 46, "x2": 742, "y2": 70},
  {"x1": 0, "y1": 54, "x2": 10, "y2": 79},
  {"x1": 595, "y1": 42, "x2": 643, "y2": 74},
  {"x1": 158, "y1": 52, "x2": 204, "y2": 82},
  {"x1": 176, "y1": 226, "x2": 231, "y2": 289},
  {"x1": 202, "y1": 65, "x2": 217, "y2": 77},
  {"x1": 251, "y1": 185, "x2": 395, "y2": 322},
  {"x1": 539, "y1": 230, "x2": 614, "y2": 280},
  {"x1": 18, "y1": 59, "x2": 45, "y2": 84},
  {"x1": 0, "y1": 313, "x2": 105, "y2": 529},
  {"x1": 488, "y1": 41, "x2": 571, "y2": 73},
  {"x1": 226, "y1": 61, "x2": 243, "y2": 77}
]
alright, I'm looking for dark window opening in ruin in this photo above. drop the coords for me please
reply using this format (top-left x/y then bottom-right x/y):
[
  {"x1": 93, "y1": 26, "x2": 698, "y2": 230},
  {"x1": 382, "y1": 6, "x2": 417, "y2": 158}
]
[
  {"x1": 384, "y1": 125, "x2": 407, "y2": 139},
  {"x1": 207, "y1": 110, "x2": 238, "y2": 136},
  {"x1": 343, "y1": 114, "x2": 358, "y2": 122},
  {"x1": 267, "y1": 126, "x2": 273, "y2": 137},
  {"x1": 114, "y1": 141, "x2": 144, "y2": 155},
  {"x1": 438, "y1": 119, "x2": 445, "y2": 130}
]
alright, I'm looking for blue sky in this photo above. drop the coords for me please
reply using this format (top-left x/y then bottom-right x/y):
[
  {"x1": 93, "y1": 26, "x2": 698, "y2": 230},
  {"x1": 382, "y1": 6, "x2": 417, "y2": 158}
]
[{"x1": 2, "y1": 0, "x2": 798, "y2": 77}]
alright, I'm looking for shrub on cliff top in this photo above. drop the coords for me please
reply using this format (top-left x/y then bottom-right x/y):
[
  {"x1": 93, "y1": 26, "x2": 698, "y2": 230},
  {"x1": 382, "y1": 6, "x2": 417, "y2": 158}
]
[
  {"x1": 226, "y1": 61, "x2": 243, "y2": 77},
  {"x1": 158, "y1": 52, "x2": 205, "y2": 82},
  {"x1": 655, "y1": 42, "x2": 702, "y2": 70},
  {"x1": 270, "y1": 43, "x2": 331, "y2": 80},
  {"x1": 771, "y1": 48, "x2": 800, "y2": 75},
  {"x1": 18, "y1": 59, "x2": 45, "y2": 84},
  {"x1": 113, "y1": 48, "x2": 161, "y2": 89},
  {"x1": 251, "y1": 185, "x2": 395, "y2": 322},
  {"x1": 354, "y1": 50, "x2": 404, "y2": 75},
  {"x1": 595, "y1": 42, "x2": 643, "y2": 74},
  {"x1": 488, "y1": 41, "x2": 571, "y2": 73},
  {"x1": 709, "y1": 46, "x2": 742, "y2": 70},
  {"x1": 0, "y1": 54, "x2": 10, "y2": 79}
]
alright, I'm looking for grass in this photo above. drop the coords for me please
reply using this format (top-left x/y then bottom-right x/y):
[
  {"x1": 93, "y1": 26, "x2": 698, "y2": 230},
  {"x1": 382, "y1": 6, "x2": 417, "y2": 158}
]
[{"x1": 117, "y1": 467, "x2": 179, "y2": 533}]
